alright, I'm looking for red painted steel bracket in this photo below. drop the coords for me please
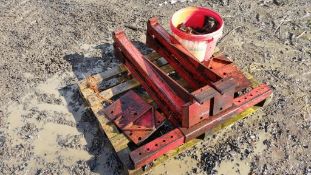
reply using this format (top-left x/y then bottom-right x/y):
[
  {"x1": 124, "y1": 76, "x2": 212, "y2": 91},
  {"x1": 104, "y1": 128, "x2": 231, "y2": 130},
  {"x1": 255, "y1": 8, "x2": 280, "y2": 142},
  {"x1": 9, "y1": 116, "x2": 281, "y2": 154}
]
[
  {"x1": 104, "y1": 90, "x2": 166, "y2": 144},
  {"x1": 179, "y1": 84, "x2": 272, "y2": 141},
  {"x1": 108, "y1": 17, "x2": 273, "y2": 169},
  {"x1": 146, "y1": 17, "x2": 251, "y2": 92},
  {"x1": 130, "y1": 128, "x2": 185, "y2": 168}
]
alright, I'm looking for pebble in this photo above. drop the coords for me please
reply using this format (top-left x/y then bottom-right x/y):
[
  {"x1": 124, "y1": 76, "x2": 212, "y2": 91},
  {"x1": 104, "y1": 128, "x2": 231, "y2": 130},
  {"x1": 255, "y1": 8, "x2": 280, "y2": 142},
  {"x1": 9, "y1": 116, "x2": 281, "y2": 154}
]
[{"x1": 159, "y1": 0, "x2": 193, "y2": 6}]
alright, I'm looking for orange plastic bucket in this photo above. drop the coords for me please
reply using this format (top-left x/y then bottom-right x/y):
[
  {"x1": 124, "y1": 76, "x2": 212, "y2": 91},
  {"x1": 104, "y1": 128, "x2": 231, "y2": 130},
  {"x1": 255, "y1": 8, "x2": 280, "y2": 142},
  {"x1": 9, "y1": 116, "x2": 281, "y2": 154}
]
[{"x1": 170, "y1": 7, "x2": 224, "y2": 62}]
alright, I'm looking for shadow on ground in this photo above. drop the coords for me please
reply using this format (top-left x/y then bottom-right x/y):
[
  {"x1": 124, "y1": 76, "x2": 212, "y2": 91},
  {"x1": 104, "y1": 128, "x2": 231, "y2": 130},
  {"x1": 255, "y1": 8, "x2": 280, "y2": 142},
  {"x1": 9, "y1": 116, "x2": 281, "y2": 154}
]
[{"x1": 59, "y1": 41, "x2": 152, "y2": 175}]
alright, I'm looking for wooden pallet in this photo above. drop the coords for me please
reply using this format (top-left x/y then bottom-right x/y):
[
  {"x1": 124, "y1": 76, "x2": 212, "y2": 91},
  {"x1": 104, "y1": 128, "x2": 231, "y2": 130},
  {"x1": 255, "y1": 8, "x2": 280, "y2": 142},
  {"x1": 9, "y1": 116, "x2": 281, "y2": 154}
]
[{"x1": 78, "y1": 51, "x2": 272, "y2": 175}]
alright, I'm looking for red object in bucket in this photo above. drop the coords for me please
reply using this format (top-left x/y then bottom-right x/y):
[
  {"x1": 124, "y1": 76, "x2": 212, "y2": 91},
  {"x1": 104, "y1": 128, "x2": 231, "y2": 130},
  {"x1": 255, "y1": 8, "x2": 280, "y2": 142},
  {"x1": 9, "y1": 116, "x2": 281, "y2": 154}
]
[{"x1": 170, "y1": 7, "x2": 224, "y2": 62}]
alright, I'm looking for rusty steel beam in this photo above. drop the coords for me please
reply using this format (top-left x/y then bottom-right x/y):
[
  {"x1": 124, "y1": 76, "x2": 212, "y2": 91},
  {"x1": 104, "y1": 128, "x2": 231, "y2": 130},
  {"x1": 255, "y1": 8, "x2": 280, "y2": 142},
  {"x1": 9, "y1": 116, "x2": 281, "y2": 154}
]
[{"x1": 108, "y1": 18, "x2": 273, "y2": 169}]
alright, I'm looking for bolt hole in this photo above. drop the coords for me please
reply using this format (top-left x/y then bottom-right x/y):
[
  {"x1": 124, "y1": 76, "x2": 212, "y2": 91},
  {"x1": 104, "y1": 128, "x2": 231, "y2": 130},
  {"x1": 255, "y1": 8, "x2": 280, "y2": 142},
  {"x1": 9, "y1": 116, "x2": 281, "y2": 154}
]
[
  {"x1": 219, "y1": 107, "x2": 223, "y2": 110},
  {"x1": 163, "y1": 140, "x2": 166, "y2": 142},
  {"x1": 200, "y1": 117, "x2": 203, "y2": 120},
  {"x1": 209, "y1": 67, "x2": 213, "y2": 69},
  {"x1": 139, "y1": 152, "x2": 142, "y2": 155},
  {"x1": 170, "y1": 136, "x2": 173, "y2": 138},
  {"x1": 133, "y1": 112, "x2": 137, "y2": 116},
  {"x1": 250, "y1": 94, "x2": 253, "y2": 96},
  {"x1": 155, "y1": 144, "x2": 158, "y2": 147},
  {"x1": 238, "y1": 100, "x2": 241, "y2": 103},
  {"x1": 138, "y1": 137, "x2": 142, "y2": 141},
  {"x1": 244, "y1": 97, "x2": 247, "y2": 99},
  {"x1": 147, "y1": 148, "x2": 150, "y2": 151},
  {"x1": 223, "y1": 72, "x2": 227, "y2": 75},
  {"x1": 110, "y1": 110, "x2": 114, "y2": 114},
  {"x1": 129, "y1": 132, "x2": 133, "y2": 136}
]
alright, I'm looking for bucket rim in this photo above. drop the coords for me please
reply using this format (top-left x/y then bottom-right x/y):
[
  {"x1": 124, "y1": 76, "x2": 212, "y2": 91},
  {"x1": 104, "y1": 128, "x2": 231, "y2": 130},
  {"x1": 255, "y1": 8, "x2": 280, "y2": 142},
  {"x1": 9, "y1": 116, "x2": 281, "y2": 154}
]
[{"x1": 170, "y1": 6, "x2": 224, "y2": 41}]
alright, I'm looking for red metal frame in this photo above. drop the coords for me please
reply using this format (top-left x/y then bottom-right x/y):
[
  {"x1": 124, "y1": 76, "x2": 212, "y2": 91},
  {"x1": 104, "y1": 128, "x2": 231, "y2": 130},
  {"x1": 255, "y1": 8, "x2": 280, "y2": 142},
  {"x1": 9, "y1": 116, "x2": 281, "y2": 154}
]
[{"x1": 108, "y1": 17, "x2": 273, "y2": 169}]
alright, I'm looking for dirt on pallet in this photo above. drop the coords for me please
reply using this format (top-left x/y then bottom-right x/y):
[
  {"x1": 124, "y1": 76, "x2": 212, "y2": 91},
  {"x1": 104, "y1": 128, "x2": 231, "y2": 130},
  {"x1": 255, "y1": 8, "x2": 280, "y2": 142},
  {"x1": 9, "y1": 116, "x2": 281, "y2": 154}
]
[{"x1": 0, "y1": 0, "x2": 310, "y2": 175}]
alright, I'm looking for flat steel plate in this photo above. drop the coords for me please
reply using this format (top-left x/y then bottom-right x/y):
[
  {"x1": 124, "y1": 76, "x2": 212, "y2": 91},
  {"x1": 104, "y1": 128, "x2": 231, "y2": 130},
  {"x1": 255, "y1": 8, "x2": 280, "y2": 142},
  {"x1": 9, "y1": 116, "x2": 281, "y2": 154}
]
[{"x1": 104, "y1": 90, "x2": 165, "y2": 144}]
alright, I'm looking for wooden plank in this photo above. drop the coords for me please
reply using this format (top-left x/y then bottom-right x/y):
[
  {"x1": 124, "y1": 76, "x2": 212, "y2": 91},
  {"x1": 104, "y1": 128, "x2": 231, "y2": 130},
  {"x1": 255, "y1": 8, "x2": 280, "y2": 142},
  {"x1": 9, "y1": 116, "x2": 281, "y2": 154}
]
[
  {"x1": 110, "y1": 134, "x2": 131, "y2": 152},
  {"x1": 93, "y1": 65, "x2": 128, "y2": 82},
  {"x1": 91, "y1": 103, "x2": 131, "y2": 155},
  {"x1": 90, "y1": 101, "x2": 133, "y2": 171},
  {"x1": 78, "y1": 59, "x2": 168, "y2": 170},
  {"x1": 79, "y1": 53, "x2": 172, "y2": 107},
  {"x1": 78, "y1": 65, "x2": 127, "y2": 90},
  {"x1": 211, "y1": 47, "x2": 221, "y2": 58},
  {"x1": 243, "y1": 71, "x2": 261, "y2": 88},
  {"x1": 80, "y1": 52, "x2": 174, "y2": 107},
  {"x1": 91, "y1": 105, "x2": 119, "y2": 138},
  {"x1": 148, "y1": 52, "x2": 162, "y2": 62},
  {"x1": 86, "y1": 76, "x2": 129, "y2": 107},
  {"x1": 79, "y1": 88, "x2": 95, "y2": 101},
  {"x1": 160, "y1": 64, "x2": 173, "y2": 73},
  {"x1": 79, "y1": 50, "x2": 272, "y2": 175},
  {"x1": 209, "y1": 106, "x2": 259, "y2": 134},
  {"x1": 98, "y1": 79, "x2": 140, "y2": 100},
  {"x1": 93, "y1": 65, "x2": 178, "y2": 106},
  {"x1": 78, "y1": 80, "x2": 89, "y2": 90}
]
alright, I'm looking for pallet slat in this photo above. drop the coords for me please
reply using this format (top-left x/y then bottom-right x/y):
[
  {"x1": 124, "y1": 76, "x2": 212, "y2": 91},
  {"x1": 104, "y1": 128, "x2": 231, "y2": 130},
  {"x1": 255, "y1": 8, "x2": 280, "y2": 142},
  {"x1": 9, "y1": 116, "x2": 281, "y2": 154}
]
[
  {"x1": 94, "y1": 65, "x2": 128, "y2": 82},
  {"x1": 77, "y1": 52, "x2": 187, "y2": 174},
  {"x1": 92, "y1": 106, "x2": 119, "y2": 139},
  {"x1": 91, "y1": 104, "x2": 132, "y2": 170},
  {"x1": 98, "y1": 79, "x2": 140, "y2": 100},
  {"x1": 78, "y1": 51, "x2": 271, "y2": 175},
  {"x1": 78, "y1": 65, "x2": 127, "y2": 90},
  {"x1": 86, "y1": 60, "x2": 179, "y2": 107}
]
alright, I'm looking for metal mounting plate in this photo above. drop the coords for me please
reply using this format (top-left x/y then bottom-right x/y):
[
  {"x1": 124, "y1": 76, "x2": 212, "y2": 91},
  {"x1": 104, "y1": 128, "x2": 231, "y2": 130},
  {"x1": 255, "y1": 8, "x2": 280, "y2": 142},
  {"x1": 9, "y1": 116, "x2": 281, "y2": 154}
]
[{"x1": 104, "y1": 90, "x2": 166, "y2": 144}]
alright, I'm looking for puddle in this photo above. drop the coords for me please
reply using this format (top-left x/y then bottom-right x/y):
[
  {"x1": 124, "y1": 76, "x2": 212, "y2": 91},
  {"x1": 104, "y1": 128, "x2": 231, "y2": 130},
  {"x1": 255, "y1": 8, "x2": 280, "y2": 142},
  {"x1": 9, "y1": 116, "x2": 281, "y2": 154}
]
[
  {"x1": 32, "y1": 73, "x2": 92, "y2": 165},
  {"x1": 33, "y1": 122, "x2": 91, "y2": 165},
  {"x1": 151, "y1": 156, "x2": 197, "y2": 175},
  {"x1": 253, "y1": 130, "x2": 270, "y2": 155},
  {"x1": 216, "y1": 158, "x2": 250, "y2": 175},
  {"x1": 5, "y1": 72, "x2": 94, "y2": 172},
  {"x1": 7, "y1": 104, "x2": 24, "y2": 133},
  {"x1": 36, "y1": 103, "x2": 71, "y2": 114},
  {"x1": 36, "y1": 73, "x2": 65, "y2": 94}
]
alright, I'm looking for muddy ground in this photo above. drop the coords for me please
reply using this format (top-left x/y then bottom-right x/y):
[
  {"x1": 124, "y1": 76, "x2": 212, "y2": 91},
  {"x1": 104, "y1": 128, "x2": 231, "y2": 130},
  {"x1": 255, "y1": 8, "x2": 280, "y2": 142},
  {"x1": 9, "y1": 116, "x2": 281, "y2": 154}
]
[{"x1": 0, "y1": 0, "x2": 310, "y2": 174}]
